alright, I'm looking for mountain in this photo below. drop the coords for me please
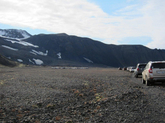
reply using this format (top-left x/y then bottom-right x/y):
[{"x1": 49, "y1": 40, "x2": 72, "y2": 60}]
[
  {"x1": 0, "y1": 29, "x2": 165, "y2": 67},
  {"x1": 108, "y1": 45, "x2": 165, "y2": 66},
  {"x1": 0, "y1": 29, "x2": 31, "y2": 39}
]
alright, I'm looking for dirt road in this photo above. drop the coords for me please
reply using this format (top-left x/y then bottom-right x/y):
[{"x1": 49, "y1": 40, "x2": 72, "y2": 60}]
[{"x1": 0, "y1": 66, "x2": 165, "y2": 122}]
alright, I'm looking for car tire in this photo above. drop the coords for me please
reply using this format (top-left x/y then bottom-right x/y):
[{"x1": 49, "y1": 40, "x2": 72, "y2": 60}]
[
  {"x1": 135, "y1": 74, "x2": 138, "y2": 78},
  {"x1": 146, "y1": 79, "x2": 151, "y2": 86},
  {"x1": 142, "y1": 78, "x2": 145, "y2": 84}
]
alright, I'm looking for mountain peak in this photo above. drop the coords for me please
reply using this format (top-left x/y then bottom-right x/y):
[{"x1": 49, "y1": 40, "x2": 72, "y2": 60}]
[
  {"x1": 55, "y1": 33, "x2": 68, "y2": 36},
  {"x1": 0, "y1": 29, "x2": 31, "y2": 39}
]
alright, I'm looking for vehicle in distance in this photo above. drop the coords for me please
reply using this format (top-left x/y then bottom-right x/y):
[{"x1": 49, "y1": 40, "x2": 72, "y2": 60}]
[
  {"x1": 123, "y1": 67, "x2": 127, "y2": 70},
  {"x1": 127, "y1": 66, "x2": 136, "y2": 72},
  {"x1": 127, "y1": 66, "x2": 133, "y2": 71},
  {"x1": 134, "y1": 63, "x2": 147, "y2": 78},
  {"x1": 129, "y1": 67, "x2": 136, "y2": 73},
  {"x1": 142, "y1": 61, "x2": 165, "y2": 86}
]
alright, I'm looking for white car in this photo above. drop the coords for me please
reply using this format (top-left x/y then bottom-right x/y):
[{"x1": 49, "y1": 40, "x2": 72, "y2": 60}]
[
  {"x1": 142, "y1": 61, "x2": 165, "y2": 86},
  {"x1": 127, "y1": 66, "x2": 134, "y2": 71},
  {"x1": 129, "y1": 67, "x2": 136, "y2": 73}
]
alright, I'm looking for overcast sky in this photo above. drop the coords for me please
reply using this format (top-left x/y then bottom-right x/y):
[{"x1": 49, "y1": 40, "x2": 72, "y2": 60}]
[{"x1": 0, "y1": 0, "x2": 164, "y2": 49}]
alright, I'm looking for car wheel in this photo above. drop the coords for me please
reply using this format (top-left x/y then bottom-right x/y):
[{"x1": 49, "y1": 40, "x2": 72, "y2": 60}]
[
  {"x1": 142, "y1": 78, "x2": 145, "y2": 84},
  {"x1": 146, "y1": 79, "x2": 151, "y2": 86},
  {"x1": 135, "y1": 74, "x2": 138, "y2": 78}
]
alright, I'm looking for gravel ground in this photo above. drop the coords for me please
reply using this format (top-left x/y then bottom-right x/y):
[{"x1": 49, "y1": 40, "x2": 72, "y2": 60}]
[{"x1": 0, "y1": 66, "x2": 165, "y2": 123}]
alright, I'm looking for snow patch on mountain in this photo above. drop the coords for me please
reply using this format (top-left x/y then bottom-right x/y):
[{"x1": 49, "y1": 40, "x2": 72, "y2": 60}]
[
  {"x1": 57, "y1": 52, "x2": 62, "y2": 59},
  {"x1": 29, "y1": 59, "x2": 35, "y2": 64},
  {"x1": 0, "y1": 30, "x2": 5, "y2": 36},
  {"x1": 20, "y1": 30, "x2": 31, "y2": 39},
  {"x1": 33, "y1": 58, "x2": 43, "y2": 65},
  {"x1": 30, "y1": 51, "x2": 37, "y2": 55},
  {"x1": 5, "y1": 39, "x2": 38, "y2": 47},
  {"x1": 83, "y1": 57, "x2": 93, "y2": 63},
  {"x1": 1, "y1": 45, "x2": 18, "y2": 51},
  {"x1": 31, "y1": 50, "x2": 48, "y2": 56},
  {"x1": 17, "y1": 59, "x2": 23, "y2": 62}
]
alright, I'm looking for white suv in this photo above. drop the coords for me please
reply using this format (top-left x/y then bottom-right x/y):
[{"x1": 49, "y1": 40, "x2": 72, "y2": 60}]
[{"x1": 142, "y1": 61, "x2": 165, "y2": 86}]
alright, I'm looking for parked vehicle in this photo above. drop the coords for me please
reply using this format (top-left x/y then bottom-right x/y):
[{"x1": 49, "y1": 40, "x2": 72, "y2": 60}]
[
  {"x1": 127, "y1": 66, "x2": 133, "y2": 71},
  {"x1": 129, "y1": 67, "x2": 136, "y2": 73},
  {"x1": 123, "y1": 67, "x2": 127, "y2": 70},
  {"x1": 134, "y1": 63, "x2": 147, "y2": 78},
  {"x1": 118, "y1": 67, "x2": 122, "y2": 70},
  {"x1": 142, "y1": 61, "x2": 165, "y2": 86}
]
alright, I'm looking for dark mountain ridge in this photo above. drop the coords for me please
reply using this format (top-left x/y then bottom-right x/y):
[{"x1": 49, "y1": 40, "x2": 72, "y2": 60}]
[
  {"x1": 108, "y1": 44, "x2": 165, "y2": 66},
  {"x1": 24, "y1": 34, "x2": 120, "y2": 66},
  {"x1": 0, "y1": 29, "x2": 165, "y2": 67}
]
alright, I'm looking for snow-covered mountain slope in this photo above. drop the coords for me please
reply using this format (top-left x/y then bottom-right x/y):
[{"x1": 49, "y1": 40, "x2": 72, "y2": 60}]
[
  {"x1": 0, "y1": 36, "x2": 50, "y2": 66},
  {"x1": 0, "y1": 29, "x2": 31, "y2": 39}
]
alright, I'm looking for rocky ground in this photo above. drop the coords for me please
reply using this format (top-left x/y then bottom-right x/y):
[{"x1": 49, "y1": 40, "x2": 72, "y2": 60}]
[{"x1": 0, "y1": 66, "x2": 165, "y2": 123}]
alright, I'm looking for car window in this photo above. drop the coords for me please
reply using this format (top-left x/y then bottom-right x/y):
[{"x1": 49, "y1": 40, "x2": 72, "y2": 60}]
[
  {"x1": 139, "y1": 64, "x2": 146, "y2": 68},
  {"x1": 152, "y1": 63, "x2": 165, "y2": 68}
]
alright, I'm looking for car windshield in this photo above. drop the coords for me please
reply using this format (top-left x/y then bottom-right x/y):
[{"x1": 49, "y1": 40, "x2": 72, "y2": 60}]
[
  {"x1": 139, "y1": 64, "x2": 146, "y2": 68},
  {"x1": 152, "y1": 63, "x2": 165, "y2": 68}
]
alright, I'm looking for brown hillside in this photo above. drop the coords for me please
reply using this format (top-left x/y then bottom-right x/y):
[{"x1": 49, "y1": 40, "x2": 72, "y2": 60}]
[{"x1": 0, "y1": 54, "x2": 18, "y2": 67}]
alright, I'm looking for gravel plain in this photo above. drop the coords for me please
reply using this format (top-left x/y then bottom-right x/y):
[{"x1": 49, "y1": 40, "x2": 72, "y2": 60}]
[{"x1": 0, "y1": 66, "x2": 165, "y2": 123}]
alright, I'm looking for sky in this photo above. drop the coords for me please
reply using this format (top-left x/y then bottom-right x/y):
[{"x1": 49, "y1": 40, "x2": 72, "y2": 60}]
[{"x1": 0, "y1": 0, "x2": 165, "y2": 49}]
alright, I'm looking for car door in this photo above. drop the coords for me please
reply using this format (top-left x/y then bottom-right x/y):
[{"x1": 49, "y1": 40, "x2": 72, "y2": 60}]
[{"x1": 142, "y1": 63, "x2": 149, "y2": 80}]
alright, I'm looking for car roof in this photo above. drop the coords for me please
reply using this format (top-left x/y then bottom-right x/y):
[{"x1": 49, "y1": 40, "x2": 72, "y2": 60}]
[
  {"x1": 137, "y1": 63, "x2": 147, "y2": 65},
  {"x1": 148, "y1": 61, "x2": 165, "y2": 64}
]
